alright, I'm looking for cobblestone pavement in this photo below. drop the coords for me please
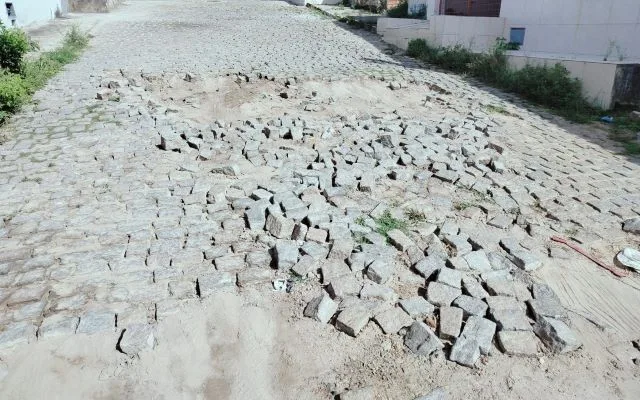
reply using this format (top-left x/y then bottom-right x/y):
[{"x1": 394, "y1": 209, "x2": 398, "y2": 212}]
[{"x1": 1, "y1": 0, "x2": 639, "y2": 377}]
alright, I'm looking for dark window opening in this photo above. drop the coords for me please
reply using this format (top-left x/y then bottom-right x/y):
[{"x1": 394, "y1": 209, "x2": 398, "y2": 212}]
[{"x1": 510, "y1": 28, "x2": 526, "y2": 46}]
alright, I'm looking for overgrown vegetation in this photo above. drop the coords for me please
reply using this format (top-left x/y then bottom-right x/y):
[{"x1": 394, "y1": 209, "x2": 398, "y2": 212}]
[
  {"x1": 406, "y1": 38, "x2": 596, "y2": 122},
  {"x1": 374, "y1": 210, "x2": 409, "y2": 237},
  {"x1": 386, "y1": 1, "x2": 426, "y2": 19},
  {"x1": 0, "y1": 24, "x2": 89, "y2": 122},
  {"x1": 606, "y1": 109, "x2": 640, "y2": 155}
]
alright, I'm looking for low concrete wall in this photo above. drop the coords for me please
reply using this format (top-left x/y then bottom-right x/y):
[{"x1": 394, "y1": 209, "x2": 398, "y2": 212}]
[
  {"x1": 68, "y1": 0, "x2": 122, "y2": 12},
  {"x1": 377, "y1": 17, "x2": 432, "y2": 50},
  {"x1": 506, "y1": 54, "x2": 633, "y2": 109}
]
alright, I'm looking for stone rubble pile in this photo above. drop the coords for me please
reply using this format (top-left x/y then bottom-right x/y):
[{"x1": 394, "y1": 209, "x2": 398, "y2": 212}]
[{"x1": 138, "y1": 85, "x2": 583, "y2": 367}]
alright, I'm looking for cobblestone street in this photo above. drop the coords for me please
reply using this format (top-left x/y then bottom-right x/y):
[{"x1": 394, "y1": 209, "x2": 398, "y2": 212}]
[{"x1": 0, "y1": 1, "x2": 639, "y2": 399}]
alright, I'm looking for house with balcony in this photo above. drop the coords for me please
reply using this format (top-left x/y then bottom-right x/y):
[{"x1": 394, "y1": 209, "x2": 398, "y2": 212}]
[{"x1": 378, "y1": 0, "x2": 640, "y2": 108}]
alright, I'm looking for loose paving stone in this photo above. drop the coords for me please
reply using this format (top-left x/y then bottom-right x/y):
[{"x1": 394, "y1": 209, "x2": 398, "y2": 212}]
[
  {"x1": 168, "y1": 280, "x2": 197, "y2": 298},
  {"x1": 38, "y1": 314, "x2": 80, "y2": 339},
  {"x1": 622, "y1": 217, "x2": 640, "y2": 234},
  {"x1": 76, "y1": 311, "x2": 115, "y2": 334},
  {"x1": 374, "y1": 307, "x2": 414, "y2": 334},
  {"x1": 437, "y1": 267, "x2": 462, "y2": 288},
  {"x1": 237, "y1": 268, "x2": 272, "y2": 287},
  {"x1": 486, "y1": 295, "x2": 526, "y2": 311},
  {"x1": 266, "y1": 213, "x2": 295, "y2": 239},
  {"x1": 534, "y1": 316, "x2": 581, "y2": 353},
  {"x1": 335, "y1": 303, "x2": 372, "y2": 337},
  {"x1": 497, "y1": 331, "x2": 539, "y2": 356},
  {"x1": 460, "y1": 316, "x2": 497, "y2": 355},
  {"x1": 453, "y1": 295, "x2": 488, "y2": 317},
  {"x1": 117, "y1": 324, "x2": 157, "y2": 355},
  {"x1": 439, "y1": 306, "x2": 463, "y2": 341},
  {"x1": 360, "y1": 281, "x2": 399, "y2": 303},
  {"x1": 489, "y1": 308, "x2": 532, "y2": 331},
  {"x1": 327, "y1": 275, "x2": 363, "y2": 300},
  {"x1": 197, "y1": 272, "x2": 236, "y2": 297},
  {"x1": 415, "y1": 256, "x2": 445, "y2": 279},
  {"x1": 321, "y1": 260, "x2": 352, "y2": 284},
  {"x1": 304, "y1": 292, "x2": 339, "y2": 324},
  {"x1": 366, "y1": 259, "x2": 394, "y2": 284},
  {"x1": 462, "y1": 275, "x2": 489, "y2": 299},
  {"x1": 507, "y1": 249, "x2": 543, "y2": 271},
  {"x1": 306, "y1": 227, "x2": 328, "y2": 243},
  {"x1": 485, "y1": 277, "x2": 531, "y2": 301},
  {"x1": 404, "y1": 321, "x2": 444, "y2": 356},
  {"x1": 449, "y1": 335, "x2": 481, "y2": 367},
  {"x1": 387, "y1": 229, "x2": 415, "y2": 252},
  {"x1": 290, "y1": 255, "x2": 317, "y2": 277},
  {"x1": 463, "y1": 251, "x2": 492, "y2": 273},
  {"x1": 0, "y1": 322, "x2": 37, "y2": 349},
  {"x1": 214, "y1": 254, "x2": 246, "y2": 272},
  {"x1": 427, "y1": 282, "x2": 462, "y2": 307},
  {"x1": 443, "y1": 235, "x2": 472, "y2": 257},
  {"x1": 275, "y1": 240, "x2": 299, "y2": 270},
  {"x1": 399, "y1": 297, "x2": 436, "y2": 318}
]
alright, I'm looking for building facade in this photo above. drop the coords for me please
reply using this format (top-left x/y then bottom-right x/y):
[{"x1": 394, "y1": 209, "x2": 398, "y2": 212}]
[{"x1": 0, "y1": 0, "x2": 64, "y2": 27}]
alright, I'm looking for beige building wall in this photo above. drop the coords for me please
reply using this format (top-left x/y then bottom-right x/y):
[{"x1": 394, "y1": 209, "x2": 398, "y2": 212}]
[{"x1": 500, "y1": 0, "x2": 640, "y2": 62}]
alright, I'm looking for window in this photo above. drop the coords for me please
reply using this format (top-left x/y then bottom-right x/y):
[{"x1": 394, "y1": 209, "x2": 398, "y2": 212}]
[{"x1": 510, "y1": 28, "x2": 526, "y2": 46}]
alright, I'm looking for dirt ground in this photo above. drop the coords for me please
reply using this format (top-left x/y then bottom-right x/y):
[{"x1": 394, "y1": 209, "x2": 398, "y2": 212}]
[{"x1": 2, "y1": 74, "x2": 639, "y2": 400}]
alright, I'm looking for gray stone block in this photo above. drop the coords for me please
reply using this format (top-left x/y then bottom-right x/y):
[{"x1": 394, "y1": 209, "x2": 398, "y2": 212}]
[
  {"x1": 321, "y1": 260, "x2": 351, "y2": 283},
  {"x1": 399, "y1": 297, "x2": 435, "y2": 318},
  {"x1": 335, "y1": 304, "x2": 371, "y2": 337},
  {"x1": 415, "y1": 256, "x2": 445, "y2": 279},
  {"x1": 489, "y1": 308, "x2": 532, "y2": 331},
  {"x1": 77, "y1": 311, "x2": 115, "y2": 334},
  {"x1": 198, "y1": 272, "x2": 236, "y2": 297},
  {"x1": 237, "y1": 268, "x2": 272, "y2": 287},
  {"x1": 366, "y1": 259, "x2": 394, "y2": 284},
  {"x1": 327, "y1": 275, "x2": 363, "y2": 300},
  {"x1": 460, "y1": 316, "x2": 496, "y2": 355},
  {"x1": 453, "y1": 295, "x2": 488, "y2": 317},
  {"x1": 291, "y1": 255, "x2": 317, "y2": 277},
  {"x1": 214, "y1": 254, "x2": 246, "y2": 272},
  {"x1": 266, "y1": 213, "x2": 295, "y2": 239},
  {"x1": 497, "y1": 330, "x2": 539, "y2": 356},
  {"x1": 374, "y1": 307, "x2": 414, "y2": 334},
  {"x1": 439, "y1": 306, "x2": 463, "y2": 341},
  {"x1": 463, "y1": 250, "x2": 492, "y2": 272},
  {"x1": 462, "y1": 275, "x2": 489, "y2": 299},
  {"x1": 404, "y1": 321, "x2": 443, "y2": 356},
  {"x1": 304, "y1": 292, "x2": 338, "y2": 324},
  {"x1": 38, "y1": 314, "x2": 80, "y2": 339},
  {"x1": 360, "y1": 281, "x2": 398, "y2": 303},
  {"x1": 118, "y1": 324, "x2": 157, "y2": 355},
  {"x1": 449, "y1": 335, "x2": 480, "y2": 367},
  {"x1": 427, "y1": 282, "x2": 462, "y2": 307},
  {"x1": 534, "y1": 316, "x2": 581, "y2": 353},
  {"x1": 275, "y1": 240, "x2": 299, "y2": 270},
  {"x1": 0, "y1": 322, "x2": 36, "y2": 349},
  {"x1": 437, "y1": 267, "x2": 462, "y2": 288}
]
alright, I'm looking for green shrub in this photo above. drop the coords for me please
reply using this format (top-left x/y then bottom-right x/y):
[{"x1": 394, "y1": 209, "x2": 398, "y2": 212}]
[
  {"x1": 0, "y1": 72, "x2": 28, "y2": 116},
  {"x1": 0, "y1": 22, "x2": 32, "y2": 73},
  {"x1": 387, "y1": 1, "x2": 409, "y2": 18},
  {"x1": 406, "y1": 38, "x2": 595, "y2": 120}
]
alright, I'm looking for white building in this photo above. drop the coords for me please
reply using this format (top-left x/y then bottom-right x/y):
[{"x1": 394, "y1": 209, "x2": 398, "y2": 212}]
[
  {"x1": 378, "y1": 0, "x2": 640, "y2": 108},
  {"x1": 0, "y1": 0, "x2": 64, "y2": 27}
]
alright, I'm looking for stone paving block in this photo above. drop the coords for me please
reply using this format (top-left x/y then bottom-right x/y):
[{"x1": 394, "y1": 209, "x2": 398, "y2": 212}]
[
  {"x1": 198, "y1": 272, "x2": 236, "y2": 297},
  {"x1": 360, "y1": 281, "x2": 398, "y2": 303},
  {"x1": 449, "y1": 334, "x2": 480, "y2": 367},
  {"x1": 327, "y1": 275, "x2": 363, "y2": 300},
  {"x1": 321, "y1": 260, "x2": 351, "y2": 284},
  {"x1": 387, "y1": 229, "x2": 415, "y2": 251},
  {"x1": 304, "y1": 292, "x2": 338, "y2": 324},
  {"x1": 399, "y1": 297, "x2": 436, "y2": 319},
  {"x1": 462, "y1": 275, "x2": 489, "y2": 299},
  {"x1": 266, "y1": 213, "x2": 295, "y2": 239},
  {"x1": 301, "y1": 241, "x2": 330, "y2": 260},
  {"x1": 366, "y1": 259, "x2": 394, "y2": 284},
  {"x1": 168, "y1": 280, "x2": 197, "y2": 298},
  {"x1": 443, "y1": 235, "x2": 472, "y2": 257},
  {"x1": 335, "y1": 304, "x2": 371, "y2": 337},
  {"x1": 291, "y1": 255, "x2": 317, "y2": 277},
  {"x1": 533, "y1": 316, "x2": 581, "y2": 353},
  {"x1": 374, "y1": 307, "x2": 414, "y2": 334},
  {"x1": 486, "y1": 295, "x2": 525, "y2": 312},
  {"x1": 427, "y1": 282, "x2": 462, "y2": 307},
  {"x1": 460, "y1": 316, "x2": 497, "y2": 355},
  {"x1": 463, "y1": 250, "x2": 492, "y2": 273},
  {"x1": 439, "y1": 306, "x2": 463, "y2": 341},
  {"x1": 275, "y1": 240, "x2": 299, "y2": 270},
  {"x1": 117, "y1": 323, "x2": 157, "y2": 355},
  {"x1": 404, "y1": 321, "x2": 444, "y2": 356},
  {"x1": 305, "y1": 227, "x2": 328, "y2": 243},
  {"x1": 436, "y1": 267, "x2": 462, "y2": 288},
  {"x1": 485, "y1": 277, "x2": 531, "y2": 301},
  {"x1": 328, "y1": 239, "x2": 353, "y2": 261},
  {"x1": 77, "y1": 311, "x2": 115, "y2": 334},
  {"x1": 497, "y1": 330, "x2": 539, "y2": 356},
  {"x1": 237, "y1": 268, "x2": 272, "y2": 287},
  {"x1": 214, "y1": 254, "x2": 246, "y2": 272},
  {"x1": 37, "y1": 314, "x2": 80, "y2": 339},
  {"x1": 453, "y1": 295, "x2": 488, "y2": 317},
  {"x1": 622, "y1": 217, "x2": 640, "y2": 234},
  {"x1": 0, "y1": 322, "x2": 37, "y2": 349},
  {"x1": 415, "y1": 255, "x2": 445, "y2": 279},
  {"x1": 489, "y1": 308, "x2": 532, "y2": 331},
  {"x1": 507, "y1": 249, "x2": 542, "y2": 271}
]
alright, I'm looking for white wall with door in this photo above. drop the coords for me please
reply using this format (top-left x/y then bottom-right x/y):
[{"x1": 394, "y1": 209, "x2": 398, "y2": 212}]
[
  {"x1": 500, "y1": 0, "x2": 640, "y2": 62},
  {"x1": 1, "y1": 0, "x2": 62, "y2": 27}
]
